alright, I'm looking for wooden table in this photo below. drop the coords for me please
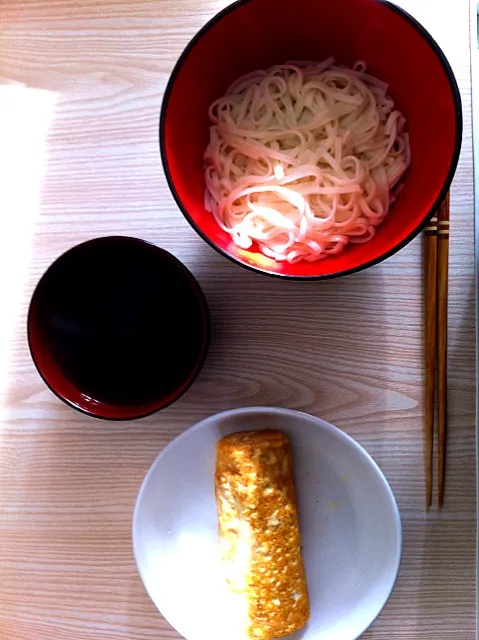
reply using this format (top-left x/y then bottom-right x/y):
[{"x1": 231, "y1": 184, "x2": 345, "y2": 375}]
[{"x1": 0, "y1": 1, "x2": 476, "y2": 638}]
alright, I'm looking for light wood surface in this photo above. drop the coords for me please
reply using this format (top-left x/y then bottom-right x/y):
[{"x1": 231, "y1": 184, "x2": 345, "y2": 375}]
[{"x1": 0, "y1": 1, "x2": 476, "y2": 638}]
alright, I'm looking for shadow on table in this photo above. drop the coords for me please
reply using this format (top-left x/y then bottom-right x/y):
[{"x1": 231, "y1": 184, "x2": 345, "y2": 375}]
[
  {"x1": 154, "y1": 240, "x2": 393, "y2": 427},
  {"x1": 363, "y1": 277, "x2": 476, "y2": 640}
]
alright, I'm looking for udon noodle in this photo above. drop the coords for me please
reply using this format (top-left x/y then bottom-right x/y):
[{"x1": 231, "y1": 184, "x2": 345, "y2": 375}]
[{"x1": 204, "y1": 58, "x2": 410, "y2": 263}]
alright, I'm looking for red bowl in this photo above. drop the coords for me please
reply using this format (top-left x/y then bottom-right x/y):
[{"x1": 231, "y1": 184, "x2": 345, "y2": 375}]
[
  {"x1": 28, "y1": 237, "x2": 210, "y2": 420},
  {"x1": 160, "y1": 0, "x2": 462, "y2": 279}
]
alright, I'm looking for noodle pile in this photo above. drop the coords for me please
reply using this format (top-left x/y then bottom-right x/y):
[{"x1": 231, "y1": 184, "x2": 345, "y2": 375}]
[{"x1": 204, "y1": 59, "x2": 410, "y2": 263}]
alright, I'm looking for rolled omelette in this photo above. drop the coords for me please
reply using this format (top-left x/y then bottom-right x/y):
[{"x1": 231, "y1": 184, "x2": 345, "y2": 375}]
[{"x1": 215, "y1": 429, "x2": 310, "y2": 639}]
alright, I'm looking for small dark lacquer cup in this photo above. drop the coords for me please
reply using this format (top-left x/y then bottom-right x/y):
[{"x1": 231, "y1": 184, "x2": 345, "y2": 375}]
[{"x1": 28, "y1": 237, "x2": 210, "y2": 420}]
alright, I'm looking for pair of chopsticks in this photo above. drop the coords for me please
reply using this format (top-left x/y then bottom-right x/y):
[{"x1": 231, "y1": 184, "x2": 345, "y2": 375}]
[{"x1": 424, "y1": 192, "x2": 450, "y2": 510}]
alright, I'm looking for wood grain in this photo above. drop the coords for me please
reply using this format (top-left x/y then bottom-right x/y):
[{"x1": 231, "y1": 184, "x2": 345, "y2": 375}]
[{"x1": 0, "y1": 1, "x2": 476, "y2": 639}]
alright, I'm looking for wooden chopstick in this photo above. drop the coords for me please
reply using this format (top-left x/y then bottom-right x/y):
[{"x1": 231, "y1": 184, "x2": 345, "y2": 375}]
[
  {"x1": 437, "y1": 192, "x2": 450, "y2": 509},
  {"x1": 423, "y1": 192, "x2": 450, "y2": 509},
  {"x1": 423, "y1": 214, "x2": 438, "y2": 509}
]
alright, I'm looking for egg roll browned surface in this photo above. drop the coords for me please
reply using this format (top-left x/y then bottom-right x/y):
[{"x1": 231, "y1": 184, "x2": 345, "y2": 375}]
[{"x1": 215, "y1": 429, "x2": 310, "y2": 639}]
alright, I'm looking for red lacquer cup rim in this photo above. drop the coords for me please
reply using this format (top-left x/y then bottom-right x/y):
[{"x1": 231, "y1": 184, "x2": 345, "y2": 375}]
[{"x1": 159, "y1": 0, "x2": 463, "y2": 280}]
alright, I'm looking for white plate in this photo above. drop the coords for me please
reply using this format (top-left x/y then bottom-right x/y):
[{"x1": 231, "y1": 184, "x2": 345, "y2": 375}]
[{"x1": 133, "y1": 407, "x2": 402, "y2": 640}]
